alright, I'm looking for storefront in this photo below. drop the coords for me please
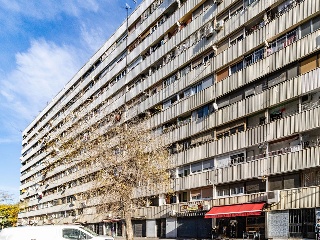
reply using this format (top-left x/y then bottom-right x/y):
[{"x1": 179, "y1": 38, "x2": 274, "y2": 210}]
[
  {"x1": 100, "y1": 219, "x2": 123, "y2": 237},
  {"x1": 176, "y1": 203, "x2": 212, "y2": 239},
  {"x1": 205, "y1": 202, "x2": 265, "y2": 239},
  {"x1": 177, "y1": 214, "x2": 211, "y2": 239},
  {"x1": 132, "y1": 219, "x2": 146, "y2": 237},
  {"x1": 267, "y1": 208, "x2": 317, "y2": 239}
]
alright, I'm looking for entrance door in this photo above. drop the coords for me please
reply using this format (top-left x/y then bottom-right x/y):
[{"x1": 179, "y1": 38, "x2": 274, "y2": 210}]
[{"x1": 156, "y1": 219, "x2": 166, "y2": 238}]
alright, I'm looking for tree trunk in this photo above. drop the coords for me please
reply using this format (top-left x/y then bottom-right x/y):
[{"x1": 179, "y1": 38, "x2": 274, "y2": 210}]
[{"x1": 124, "y1": 207, "x2": 134, "y2": 240}]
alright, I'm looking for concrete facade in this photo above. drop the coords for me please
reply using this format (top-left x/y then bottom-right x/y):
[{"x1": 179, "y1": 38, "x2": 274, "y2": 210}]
[{"x1": 19, "y1": 0, "x2": 320, "y2": 239}]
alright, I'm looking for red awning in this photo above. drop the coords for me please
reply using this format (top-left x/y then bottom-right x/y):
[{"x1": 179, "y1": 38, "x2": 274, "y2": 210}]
[{"x1": 204, "y1": 202, "x2": 265, "y2": 218}]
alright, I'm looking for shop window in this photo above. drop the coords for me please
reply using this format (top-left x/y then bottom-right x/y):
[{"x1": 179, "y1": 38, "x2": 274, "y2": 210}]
[{"x1": 289, "y1": 209, "x2": 315, "y2": 238}]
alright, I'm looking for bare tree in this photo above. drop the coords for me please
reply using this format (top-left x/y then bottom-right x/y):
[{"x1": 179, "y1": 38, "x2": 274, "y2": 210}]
[
  {"x1": 43, "y1": 111, "x2": 172, "y2": 240},
  {"x1": 0, "y1": 191, "x2": 13, "y2": 203}
]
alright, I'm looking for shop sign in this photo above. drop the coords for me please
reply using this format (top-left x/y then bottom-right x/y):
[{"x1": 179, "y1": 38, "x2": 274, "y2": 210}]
[{"x1": 180, "y1": 203, "x2": 203, "y2": 212}]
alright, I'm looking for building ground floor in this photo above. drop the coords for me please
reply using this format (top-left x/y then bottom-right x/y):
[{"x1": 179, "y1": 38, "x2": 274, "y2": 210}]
[{"x1": 86, "y1": 207, "x2": 320, "y2": 240}]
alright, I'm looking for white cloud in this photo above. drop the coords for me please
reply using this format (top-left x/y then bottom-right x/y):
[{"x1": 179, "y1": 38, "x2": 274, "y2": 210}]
[
  {"x1": 0, "y1": 38, "x2": 84, "y2": 134},
  {"x1": 80, "y1": 23, "x2": 107, "y2": 53}
]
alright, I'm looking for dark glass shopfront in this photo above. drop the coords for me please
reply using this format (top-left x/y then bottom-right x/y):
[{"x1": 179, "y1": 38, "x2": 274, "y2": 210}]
[
  {"x1": 205, "y1": 202, "x2": 265, "y2": 239},
  {"x1": 214, "y1": 215, "x2": 265, "y2": 239}
]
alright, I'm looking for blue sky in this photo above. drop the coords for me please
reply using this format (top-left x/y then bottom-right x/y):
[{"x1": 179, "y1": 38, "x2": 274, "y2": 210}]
[{"x1": 0, "y1": 0, "x2": 141, "y2": 202}]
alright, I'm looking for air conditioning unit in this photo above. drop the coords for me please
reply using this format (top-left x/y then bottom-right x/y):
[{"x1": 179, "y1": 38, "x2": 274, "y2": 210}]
[
  {"x1": 205, "y1": 26, "x2": 214, "y2": 38},
  {"x1": 203, "y1": 204, "x2": 211, "y2": 211},
  {"x1": 267, "y1": 190, "x2": 280, "y2": 204},
  {"x1": 214, "y1": 0, "x2": 223, "y2": 4},
  {"x1": 214, "y1": 21, "x2": 224, "y2": 31},
  {"x1": 81, "y1": 202, "x2": 87, "y2": 208},
  {"x1": 168, "y1": 210, "x2": 177, "y2": 217}
]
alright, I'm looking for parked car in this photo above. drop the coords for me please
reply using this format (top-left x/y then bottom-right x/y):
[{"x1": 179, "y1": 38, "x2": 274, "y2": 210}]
[{"x1": 0, "y1": 224, "x2": 114, "y2": 240}]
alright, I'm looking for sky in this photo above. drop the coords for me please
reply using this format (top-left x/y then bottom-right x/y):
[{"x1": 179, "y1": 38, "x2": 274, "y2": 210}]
[{"x1": 0, "y1": 0, "x2": 141, "y2": 203}]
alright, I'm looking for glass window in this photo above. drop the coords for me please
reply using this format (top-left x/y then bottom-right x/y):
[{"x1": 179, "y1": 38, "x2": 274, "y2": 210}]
[
  {"x1": 254, "y1": 48, "x2": 264, "y2": 62},
  {"x1": 202, "y1": 76, "x2": 213, "y2": 89},
  {"x1": 184, "y1": 166, "x2": 190, "y2": 176},
  {"x1": 230, "y1": 64, "x2": 238, "y2": 74},
  {"x1": 163, "y1": 100, "x2": 171, "y2": 109},
  {"x1": 178, "y1": 168, "x2": 184, "y2": 177},
  {"x1": 182, "y1": 192, "x2": 188, "y2": 202},
  {"x1": 62, "y1": 229, "x2": 93, "y2": 239},
  {"x1": 203, "y1": 159, "x2": 214, "y2": 170},
  {"x1": 191, "y1": 162, "x2": 202, "y2": 173},
  {"x1": 217, "y1": 188, "x2": 230, "y2": 196},
  {"x1": 313, "y1": 16, "x2": 320, "y2": 31},
  {"x1": 301, "y1": 21, "x2": 311, "y2": 38}
]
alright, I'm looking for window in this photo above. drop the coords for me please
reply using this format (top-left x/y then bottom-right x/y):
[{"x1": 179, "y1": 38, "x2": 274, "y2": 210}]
[
  {"x1": 178, "y1": 168, "x2": 184, "y2": 178},
  {"x1": 230, "y1": 153, "x2": 245, "y2": 165},
  {"x1": 259, "y1": 117, "x2": 266, "y2": 125},
  {"x1": 62, "y1": 229, "x2": 92, "y2": 239},
  {"x1": 217, "y1": 188, "x2": 230, "y2": 197},
  {"x1": 244, "y1": 0, "x2": 258, "y2": 7},
  {"x1": 230, "y1": 185, "x2": 244, "y2": 195},
  {"x1": 216, "y1": 67, "x2": 229, "y2": 82},
  {"x1": 245, "y1": 48, "x2": 264, "y2": 66},
  {"x1": 197, "y1": 105, "x2": 209, "y2": 119},
  {"x1": 182, "y1": 192, "x2": 188, "y2": 202},
  {"x1": 300, "y1": 21, "x2": 311, "y2": 38},
  {"x1": 312, "y1": 16, "x2": 320, "y2": 31},
  {"x1": 230, "y1": 34, "x2": 244, "y2": 46},
  {"x1": 289, "y1": 209, "x2": 315, "y2": 238},
  {"x1": 191, "y1": 162, "x2": 202, "y2": 173},
  {"x1": 203, "y1": 51, "x2": 214, "y2": 64},
  {"x1": 300, "y1": 55, "x2": 318, "y2": 74},
  {"x1": 230, "y1": 61, "x2": 243, "y2": 74},
  {"x1": 203, "y1": 159, "x2": 214, "y2": 170}
]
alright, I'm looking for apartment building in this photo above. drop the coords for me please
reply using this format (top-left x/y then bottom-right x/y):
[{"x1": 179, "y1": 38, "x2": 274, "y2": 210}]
[{"x1": 18, "y1": 0, "x2": 320, "y2": 239}]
